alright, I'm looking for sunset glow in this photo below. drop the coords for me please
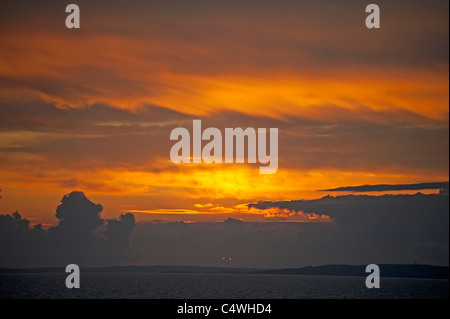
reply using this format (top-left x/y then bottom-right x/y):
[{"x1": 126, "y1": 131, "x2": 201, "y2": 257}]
[{"x1": 0, "y1": 0, "x2": 448, "y2": 227}]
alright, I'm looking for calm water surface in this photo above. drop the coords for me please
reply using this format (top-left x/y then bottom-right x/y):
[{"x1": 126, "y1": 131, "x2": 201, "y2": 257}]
[{"x1": 0, "y1": 273, "x2": 448, "y2": 299}]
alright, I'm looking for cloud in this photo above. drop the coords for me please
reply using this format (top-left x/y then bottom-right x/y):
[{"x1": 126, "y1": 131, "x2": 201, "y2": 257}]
[
  {"x1": 322, "y1": 181, "x2": 450, "y2": 193},
  {"x1": 0, "y1": 1, "x2": 448, "y2": 120},
  {"x1": 0, "y1": 191, "x2": 136, "y2": 267},
  {"x1": 246, "y1": 192, "x2": 449, "y2": 266},
  {"x1": 129, "y1": 193, "x2": 449, "y2": 268},
  {"x1": 0, "y1": 1, "x2": 448, "y2": 268},
  {"x1": 0, "y1": 101, "x2": 447, "y2": 212},
  {"x1": 106, "y1": 213, "x2": 136, "y2": 249},
  {"x1": 0, "y1": 212, "x2": 46, "y2": 265},
  {"x1": 199, "y1": 204, "x2": 331, "y2": 222},
  {"x1": 108, "y1": 192, "x2": 450, "y2": 268},
  {"x1": 0, "y1": 190, "x2": 448, "y2": 268},
  {"x1": 0, "y1": 0, "x2": 447, "y2": 211},
  {"x1": 48, "y1": 191, "x2": 103, "y2": 248}
]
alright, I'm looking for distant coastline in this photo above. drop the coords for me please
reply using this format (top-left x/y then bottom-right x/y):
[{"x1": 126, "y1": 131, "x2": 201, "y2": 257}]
[{"x1": 0, "y1": 264, "x2": 448, "y2": 280}]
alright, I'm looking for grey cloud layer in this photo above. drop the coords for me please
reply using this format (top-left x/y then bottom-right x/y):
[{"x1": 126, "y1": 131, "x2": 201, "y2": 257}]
[
  {"x1": 127, "y1": 192, "x2": 450, "y2": 268},
  {"x1": 1, "y1": 191, "x2": 447, "y2": 268},
  {"x1": 1, "y1": 0, "x2": 447, "y2": 71},
  {"x1": 0, "y1": 102, "x2": 448, "y2": 176}
]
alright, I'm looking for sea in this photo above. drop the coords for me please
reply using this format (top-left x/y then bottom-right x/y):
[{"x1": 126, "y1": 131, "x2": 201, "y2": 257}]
[{"x1": 0, "y1": 273, "x2": 448, "y2": 299}]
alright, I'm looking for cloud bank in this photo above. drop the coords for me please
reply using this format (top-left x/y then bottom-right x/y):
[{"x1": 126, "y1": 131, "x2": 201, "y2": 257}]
[
  {"x1": 1, "y1": 190, "x2": 447, "y2": 268},
  {"x1": 322, "y1": 181, "x2": 449, "y2": 193}
]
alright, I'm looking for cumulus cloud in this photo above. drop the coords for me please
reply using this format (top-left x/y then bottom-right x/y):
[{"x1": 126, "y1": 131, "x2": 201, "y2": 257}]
[
  {"x1": 0, "y1": 212, "x2": 46, "y2": 266},
  {"x1": 106, "y1": 213, "x2": 136, "y2": 249},
  {"x1": 48, "y1": 191, "x2": 104, "y2": 248},
  {"x1": 0, "y1": 191, "x2": 136, "y2": 267}
]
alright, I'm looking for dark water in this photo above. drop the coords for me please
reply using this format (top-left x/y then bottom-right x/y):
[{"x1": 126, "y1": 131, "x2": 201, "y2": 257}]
[{"x1": 0, "y1": 273, "x2": 448, "y2": 299}]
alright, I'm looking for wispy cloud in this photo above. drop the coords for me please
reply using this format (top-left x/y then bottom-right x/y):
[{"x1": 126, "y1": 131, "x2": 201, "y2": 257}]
[{"x1": 322, "y1": 181, "x2": 449, "y2": 193}]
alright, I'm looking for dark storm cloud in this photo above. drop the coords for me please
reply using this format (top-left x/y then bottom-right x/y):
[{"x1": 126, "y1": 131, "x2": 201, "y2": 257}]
[
  {"x1": 106, "y1": 213, "x2": 136, "y2": 249},
  {"x1": 0, "y1": 191, "x2": 136, "y2": 267},
  {"x1": 245, "y1": 192, "x2": 449, "y2": 266},
  {"x1": 48, "y1": 191, "x2": 104, "y2": 249}
]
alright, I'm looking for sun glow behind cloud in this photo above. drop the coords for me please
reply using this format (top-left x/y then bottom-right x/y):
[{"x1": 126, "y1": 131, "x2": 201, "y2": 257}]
[
  {"x1": 1, "y1": 160, "x2": 443, "y2": 200},
  {"x1": 127, "y1": 203, "x2": 331, "y2": 223},
  {"x1": 0, "y1": 0, "x2": 448, "y2": 224}
]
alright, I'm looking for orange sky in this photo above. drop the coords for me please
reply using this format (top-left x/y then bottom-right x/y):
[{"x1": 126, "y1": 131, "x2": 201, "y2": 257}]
[{"x1": 0, "y1": 0, "x2": 448, "y2": 225}]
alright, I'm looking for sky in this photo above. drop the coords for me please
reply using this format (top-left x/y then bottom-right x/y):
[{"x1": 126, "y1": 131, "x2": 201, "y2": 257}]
[{"x1": 0, "y1": 1, "x2": 448, "y2": 267}]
